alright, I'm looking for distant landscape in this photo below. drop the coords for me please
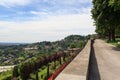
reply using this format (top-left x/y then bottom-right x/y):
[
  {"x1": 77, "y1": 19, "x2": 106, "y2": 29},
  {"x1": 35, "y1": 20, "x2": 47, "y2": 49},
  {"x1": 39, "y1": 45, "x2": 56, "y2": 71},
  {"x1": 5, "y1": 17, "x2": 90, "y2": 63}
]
[
  {"x1": 0, "y1": 35, "x2": 88, "y2": 80},
  {"x1": 0, "y1": 42, "x2": 27, "y2": 46},
  {"x1": 0, "y1": 35, "x2": 87, "y2": 66},
  {"x1": 0, "y1": 0, "x2": 120, "y2": 80}
]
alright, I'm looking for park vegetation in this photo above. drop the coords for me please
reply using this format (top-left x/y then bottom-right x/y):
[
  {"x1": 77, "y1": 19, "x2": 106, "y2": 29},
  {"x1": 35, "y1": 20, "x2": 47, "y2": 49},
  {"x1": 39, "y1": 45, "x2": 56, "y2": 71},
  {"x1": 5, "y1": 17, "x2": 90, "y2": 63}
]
[{"x1": 0, "y1": 35, "x2": 87, "y2": 80}]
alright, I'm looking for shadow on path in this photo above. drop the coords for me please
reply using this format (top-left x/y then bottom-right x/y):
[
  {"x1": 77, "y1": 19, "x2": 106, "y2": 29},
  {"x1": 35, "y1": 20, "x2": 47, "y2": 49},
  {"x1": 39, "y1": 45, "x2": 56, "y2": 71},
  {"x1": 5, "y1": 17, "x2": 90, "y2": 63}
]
[
  {"x1": 112, "y1": 47, "x2": 120, "y2": 51},
  {"x1": 88, "y1": 40, "x2": 101, "y2": 80}
]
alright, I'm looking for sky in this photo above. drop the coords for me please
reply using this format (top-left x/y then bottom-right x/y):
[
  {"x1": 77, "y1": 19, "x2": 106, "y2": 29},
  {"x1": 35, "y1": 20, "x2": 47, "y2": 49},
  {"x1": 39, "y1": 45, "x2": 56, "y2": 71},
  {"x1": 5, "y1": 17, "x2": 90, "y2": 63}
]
[{"x1": 0, "y1": 0, "x2": 95, "y2": 43}]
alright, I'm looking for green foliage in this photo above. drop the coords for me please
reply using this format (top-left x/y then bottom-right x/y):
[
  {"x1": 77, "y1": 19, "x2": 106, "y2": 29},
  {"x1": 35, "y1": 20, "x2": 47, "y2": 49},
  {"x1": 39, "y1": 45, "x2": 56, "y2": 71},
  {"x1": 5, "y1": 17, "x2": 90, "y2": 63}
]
[
  {"x1": 13, "y1": 66, "x2": 19, "y2": 77},
  {"x1": 91, "y1": 0, "x2": 120, "y2": 41},
  {"x1": 70, "y1": 43, "x2": 76, "y2": 48},
  {"x1": 74, "y1": 39, "x2": 86, "y2": 48},
  {"x1": 117, "y1": 44, "x2": 120, "y2": 48},
  {"x1": 0, "y1": 70, "x2": 12, "y2": 80},
  {"x1": 19, "y1": 62, "x2": 30, "y2": 80},
  {"x1": 109, "y1": 0, "x2": 120, "y2": 11},
  {"x1": 106, "y1": 38, "x2": 120, "y2": 48}
]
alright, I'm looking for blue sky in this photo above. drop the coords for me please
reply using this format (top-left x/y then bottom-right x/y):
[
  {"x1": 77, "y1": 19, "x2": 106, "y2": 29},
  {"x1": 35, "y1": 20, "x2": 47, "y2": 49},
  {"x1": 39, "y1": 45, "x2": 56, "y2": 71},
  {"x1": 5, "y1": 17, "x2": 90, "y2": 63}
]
[{"x1": 0, "y1": 0, "x2": 95, "y2": 43}]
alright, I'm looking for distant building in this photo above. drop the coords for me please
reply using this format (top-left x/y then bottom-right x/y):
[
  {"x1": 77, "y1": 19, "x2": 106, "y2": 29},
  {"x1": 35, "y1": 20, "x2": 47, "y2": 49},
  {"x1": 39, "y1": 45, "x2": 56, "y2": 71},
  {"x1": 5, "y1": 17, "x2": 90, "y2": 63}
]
[{"x1": 23, "y1": 46, "x2": 38, "y2": 52}]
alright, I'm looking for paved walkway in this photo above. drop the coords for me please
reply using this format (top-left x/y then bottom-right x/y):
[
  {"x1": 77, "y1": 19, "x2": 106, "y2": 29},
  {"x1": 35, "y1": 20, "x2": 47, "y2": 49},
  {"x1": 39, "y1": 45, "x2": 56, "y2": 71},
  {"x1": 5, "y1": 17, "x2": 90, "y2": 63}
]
[
  {"x1": 55, "y1": 39, "x2": 120, "y2": 80},
  {"x1": 93, "y1": 39, "x2": 120, "y2": 80},
  {"x1": 55, "y1": 40, "x2": 91, "y2": 80}
]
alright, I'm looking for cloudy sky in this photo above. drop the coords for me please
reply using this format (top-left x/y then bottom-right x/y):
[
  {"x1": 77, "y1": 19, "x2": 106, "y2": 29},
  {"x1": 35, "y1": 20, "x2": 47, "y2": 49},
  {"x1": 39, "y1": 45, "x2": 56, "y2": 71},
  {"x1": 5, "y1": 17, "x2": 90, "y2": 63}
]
[{"x1": 0, "y1": 0, "x2": 95, "y2": 43}]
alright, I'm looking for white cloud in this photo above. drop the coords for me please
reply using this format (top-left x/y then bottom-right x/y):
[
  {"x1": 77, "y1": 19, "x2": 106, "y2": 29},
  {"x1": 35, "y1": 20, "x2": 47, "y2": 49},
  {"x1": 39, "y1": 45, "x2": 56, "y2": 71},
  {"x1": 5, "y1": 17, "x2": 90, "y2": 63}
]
[
  {"x1": 30, "y1": 11, "x2": 49, "y2": 16},
  {"x1": 0, "y1": 0, "x2": 33, "y2": 8},
  {"x1": 0, "y1": 12, "x2": 95, "y2": 42},
  {"x1": 0, "y1": 0, "x2": 91, "y2": 8},
  {"x1": 77, "y1": 0, "x2": 92, "y2": 3},
  {"x1": 81, "y1": 7, "x2": 91, "y2": 14},
  {"x1": 0, "y1": 0, "x2": 94, "y2": 43},
  {"x1": 28, "y1": 7, "x2": 91, "y2": 19},
  {"x1": 43, "y1": 0, "x2": 91, "y2": 5}
]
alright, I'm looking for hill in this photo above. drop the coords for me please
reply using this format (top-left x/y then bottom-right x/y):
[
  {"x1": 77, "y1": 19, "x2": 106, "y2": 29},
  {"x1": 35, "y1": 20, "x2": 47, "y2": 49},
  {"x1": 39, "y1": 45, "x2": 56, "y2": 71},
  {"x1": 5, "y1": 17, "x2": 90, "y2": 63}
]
[{"x1": 0, "y1": 35, "x2": 87, "y2": 66}]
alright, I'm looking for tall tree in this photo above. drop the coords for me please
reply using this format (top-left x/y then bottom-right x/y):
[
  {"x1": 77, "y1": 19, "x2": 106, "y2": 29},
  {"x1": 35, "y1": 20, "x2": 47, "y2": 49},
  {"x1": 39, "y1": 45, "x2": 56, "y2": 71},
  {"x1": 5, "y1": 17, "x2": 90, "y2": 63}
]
[{"x1": 92, "y1": 0, "x2": 120, "y2": 41}]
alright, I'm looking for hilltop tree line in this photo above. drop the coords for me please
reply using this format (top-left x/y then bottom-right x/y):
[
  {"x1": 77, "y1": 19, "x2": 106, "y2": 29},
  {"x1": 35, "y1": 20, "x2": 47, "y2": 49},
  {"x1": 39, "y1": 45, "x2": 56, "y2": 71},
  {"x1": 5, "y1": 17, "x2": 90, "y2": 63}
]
[{"x1": 91, "y1": 0, "x2": 120, "y2": 41}]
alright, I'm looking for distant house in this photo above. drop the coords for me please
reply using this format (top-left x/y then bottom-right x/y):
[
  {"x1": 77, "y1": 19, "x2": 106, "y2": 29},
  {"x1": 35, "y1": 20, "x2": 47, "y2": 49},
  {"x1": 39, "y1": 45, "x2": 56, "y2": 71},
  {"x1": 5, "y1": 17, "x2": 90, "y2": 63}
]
[
  {"x1": 23, "y1": 46, "x2": 38, "y2": 52},
  {"x1": 0, "y1": 65, "x2": 15, "y2": 72},
  {"x1": 67, "y1": 48, "x2": 80, "y2": 53}
]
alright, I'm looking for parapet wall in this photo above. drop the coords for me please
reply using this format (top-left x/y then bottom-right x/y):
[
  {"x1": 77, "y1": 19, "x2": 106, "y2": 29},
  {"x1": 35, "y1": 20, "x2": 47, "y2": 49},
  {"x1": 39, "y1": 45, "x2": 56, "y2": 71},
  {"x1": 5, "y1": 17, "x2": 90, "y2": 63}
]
[{"x1": 55, "y1": 40, "x2": 91, "y2": 80}]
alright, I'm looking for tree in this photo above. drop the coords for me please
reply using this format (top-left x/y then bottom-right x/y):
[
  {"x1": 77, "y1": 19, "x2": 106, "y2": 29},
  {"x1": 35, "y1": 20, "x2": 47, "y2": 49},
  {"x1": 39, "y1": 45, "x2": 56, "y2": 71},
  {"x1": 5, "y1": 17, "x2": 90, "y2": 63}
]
[
  {"x1": 20, "y1": 63, "x2": 30, "y2": 80},
  {"x1": 70, "y1": 43, "x2": 76, "y2": 48},
  {"x1": 109, "y1": 0, "x2": 120, "y2": 11},
  {"x1": 36, "y1": 70, "x2": 39, "y2": 80},
  {"x1": 91, "y1": 0, "x2": 120, "y2": 41},
  {"x1": 109, "y1": 0, "x2": 120, "y2": 38},
  {"x1": 47, "y1": 63, "x2": 49, "y2": 79},
  {"x1": 13, "y1": 66, "x2": 19, "y2": 77},
  {"x1": 70, "y1": 43, "x2": 76, "y2": 53}
]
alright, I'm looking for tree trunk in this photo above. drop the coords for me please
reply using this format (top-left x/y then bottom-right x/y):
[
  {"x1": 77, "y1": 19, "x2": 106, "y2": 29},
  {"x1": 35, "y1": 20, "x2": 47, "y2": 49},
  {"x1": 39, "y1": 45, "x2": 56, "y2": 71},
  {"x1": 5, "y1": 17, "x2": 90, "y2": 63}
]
[
  {"x1": 54, "y1": 60, "x2": 56, "y2": 69},
  {"x1": 36, "y1": 70, "x2": 38, "y2": 80},
  {"x1": 59, "y1": 57, "x2": 62, "y2": 65},
  {"x1": 111, "y1": 27, "x2": 116, "y2": 41},
  {"x1": 107, "y1": 30, "x2": 111, "y2": 42},
  {"x1": 47, "y1": 64, "x2": 49, "y2": 79}
]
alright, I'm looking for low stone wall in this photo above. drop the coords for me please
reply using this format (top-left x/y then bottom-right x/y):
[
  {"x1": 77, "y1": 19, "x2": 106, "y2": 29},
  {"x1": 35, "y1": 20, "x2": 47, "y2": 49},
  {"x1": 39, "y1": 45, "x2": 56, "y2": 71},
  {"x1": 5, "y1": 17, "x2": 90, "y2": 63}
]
[{"x1": 55, "y1": 40, "x2": 91, "y2": 80}]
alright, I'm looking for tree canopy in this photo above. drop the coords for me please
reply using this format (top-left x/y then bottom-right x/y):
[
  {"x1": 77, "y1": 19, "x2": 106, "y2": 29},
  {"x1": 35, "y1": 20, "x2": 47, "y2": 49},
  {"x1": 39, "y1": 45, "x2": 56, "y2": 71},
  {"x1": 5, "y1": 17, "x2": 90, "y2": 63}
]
[{"x1": 91, "y1": 0, "x2": 120, "y2": 41}]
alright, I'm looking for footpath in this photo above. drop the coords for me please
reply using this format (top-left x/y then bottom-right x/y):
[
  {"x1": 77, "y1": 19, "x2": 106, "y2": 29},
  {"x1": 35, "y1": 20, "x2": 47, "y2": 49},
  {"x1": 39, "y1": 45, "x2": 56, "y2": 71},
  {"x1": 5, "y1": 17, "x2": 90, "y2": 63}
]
[
  {"x1": 55, "y1": 39, "x2": 120, "y2": 80},
  {"x1": 91, "y1": 39, "x2": 120, "y2": 80}
]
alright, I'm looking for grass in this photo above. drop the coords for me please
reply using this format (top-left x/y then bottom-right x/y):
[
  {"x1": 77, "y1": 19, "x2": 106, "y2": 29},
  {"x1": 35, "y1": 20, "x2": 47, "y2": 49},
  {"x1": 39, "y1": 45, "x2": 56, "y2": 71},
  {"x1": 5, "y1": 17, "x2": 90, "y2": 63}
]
[
  {"x1": 29, "y1": 59, "x2": 65, "y2": 80},
  {"x1": 38, "y1": 67, "x2": 47, "y2": 80},
  {"x1": 29, "y1": 66, "x2": 47, "y2": 80},
  {"x1": 105, "y1": 38, "x2": 120, "y2": 48},
  {"x1": 0, "y1": 70, "x2": 12, "y2": 80}
]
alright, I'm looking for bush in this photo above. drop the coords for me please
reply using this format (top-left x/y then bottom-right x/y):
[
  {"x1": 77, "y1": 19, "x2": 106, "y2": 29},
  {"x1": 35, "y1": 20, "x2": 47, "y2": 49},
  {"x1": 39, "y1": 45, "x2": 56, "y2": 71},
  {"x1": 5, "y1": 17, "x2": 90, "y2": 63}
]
[{"x1": 117, "y1": 44, "x2": 120, "y2": 48}]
